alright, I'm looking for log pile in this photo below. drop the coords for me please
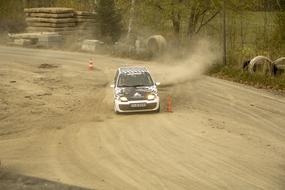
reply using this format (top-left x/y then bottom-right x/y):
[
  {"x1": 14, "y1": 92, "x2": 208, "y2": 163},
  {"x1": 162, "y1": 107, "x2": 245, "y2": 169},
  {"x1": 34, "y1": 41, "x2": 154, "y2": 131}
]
[
  {"x1": 74, "y1": 11, "x2": 98, "y2": 39},
  {"x1": 25, "y1": 8, "x2": 77, "y2": 34},
  {"x1": 24, "y1": 8, "x2": 98, "y2": 39},
  {"x1": 8, "y1": 8, "x2": 99, "y2": 48}
]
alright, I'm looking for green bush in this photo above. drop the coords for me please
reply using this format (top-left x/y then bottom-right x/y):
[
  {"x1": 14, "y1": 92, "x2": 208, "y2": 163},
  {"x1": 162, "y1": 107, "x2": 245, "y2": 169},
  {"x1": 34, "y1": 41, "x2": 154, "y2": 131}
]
[{"x1": 209, "y1": 64, "x2": 285, "y2": 90}]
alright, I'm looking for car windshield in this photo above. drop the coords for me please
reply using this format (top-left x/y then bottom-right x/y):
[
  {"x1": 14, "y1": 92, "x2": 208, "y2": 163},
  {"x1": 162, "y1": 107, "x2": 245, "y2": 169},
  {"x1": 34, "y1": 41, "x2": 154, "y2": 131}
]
[{"x1": 117, "y1": 72, "x2": 154, "y2": 87}]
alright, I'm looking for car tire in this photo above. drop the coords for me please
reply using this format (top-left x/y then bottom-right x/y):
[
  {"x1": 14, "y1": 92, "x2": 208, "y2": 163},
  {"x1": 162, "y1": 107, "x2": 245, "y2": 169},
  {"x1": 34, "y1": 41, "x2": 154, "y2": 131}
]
[
  {"x1": 155, "y1": 104, "x2": 160, "y2": 113},
  {"x1": 114, "y1": 103, "x2": 119, "y2": 114}
]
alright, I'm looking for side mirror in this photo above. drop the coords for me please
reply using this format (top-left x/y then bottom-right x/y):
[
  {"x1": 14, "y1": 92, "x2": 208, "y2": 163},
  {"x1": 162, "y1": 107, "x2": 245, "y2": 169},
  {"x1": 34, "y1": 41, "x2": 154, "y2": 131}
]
[
  {"x1": 110, "y1": 84, "x2": 115, "y2": 88},
  {"x1": 155, "y1": 82, "x2": 161, "y2": 86}
]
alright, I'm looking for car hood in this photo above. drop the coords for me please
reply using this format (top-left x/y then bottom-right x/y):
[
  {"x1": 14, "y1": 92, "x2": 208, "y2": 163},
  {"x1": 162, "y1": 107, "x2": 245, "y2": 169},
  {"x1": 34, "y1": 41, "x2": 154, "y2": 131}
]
[{"x1": 116, "y1": 86, "x2": 157, "y2": 100}]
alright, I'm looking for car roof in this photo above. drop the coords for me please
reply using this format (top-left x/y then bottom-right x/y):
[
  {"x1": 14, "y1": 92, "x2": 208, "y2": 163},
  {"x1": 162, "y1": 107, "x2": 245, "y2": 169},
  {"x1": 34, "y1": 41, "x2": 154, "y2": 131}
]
[{"x1": 118, "y1": 67, "x2": 149, "y2": 74}]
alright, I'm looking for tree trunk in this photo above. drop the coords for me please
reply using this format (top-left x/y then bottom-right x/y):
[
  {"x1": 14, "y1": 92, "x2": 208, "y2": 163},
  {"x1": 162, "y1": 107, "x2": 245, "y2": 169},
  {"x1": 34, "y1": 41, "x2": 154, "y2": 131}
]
[
  {"x1": 240, "y1": 13, "x2": 244, "y2": 49},
  {"x1": 127, "y1": 0, "x2": 136, "y2": 43},
  {"x1": 171, "y1": 11, "x2": 181, "y2": 45},
  {"x1": 187, "y1": 5, "x2": 199, "y2": 38},
  {"x1": 263, "y1": 0, "x2": 269, "y2": 55}
]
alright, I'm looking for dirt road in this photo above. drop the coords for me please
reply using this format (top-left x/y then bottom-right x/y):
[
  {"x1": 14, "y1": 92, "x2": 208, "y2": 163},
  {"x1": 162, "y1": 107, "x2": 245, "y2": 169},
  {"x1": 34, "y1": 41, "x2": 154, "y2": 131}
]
[{"x1": 0, "y1": 46, "x2": 284, "y2": 190}]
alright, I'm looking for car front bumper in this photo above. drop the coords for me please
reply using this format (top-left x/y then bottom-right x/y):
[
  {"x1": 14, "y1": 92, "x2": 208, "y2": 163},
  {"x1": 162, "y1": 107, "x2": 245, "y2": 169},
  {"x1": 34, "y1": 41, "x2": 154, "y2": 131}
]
[{"x1": 114, "y1": 97, "x2": 160, "y2": 113}]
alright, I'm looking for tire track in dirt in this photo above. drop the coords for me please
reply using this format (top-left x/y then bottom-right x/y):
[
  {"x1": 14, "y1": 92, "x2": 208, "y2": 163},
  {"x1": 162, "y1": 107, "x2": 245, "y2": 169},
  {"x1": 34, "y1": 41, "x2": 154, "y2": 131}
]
[{"x1": 0, "y1": 46, "x2": 285, "y2": 190}]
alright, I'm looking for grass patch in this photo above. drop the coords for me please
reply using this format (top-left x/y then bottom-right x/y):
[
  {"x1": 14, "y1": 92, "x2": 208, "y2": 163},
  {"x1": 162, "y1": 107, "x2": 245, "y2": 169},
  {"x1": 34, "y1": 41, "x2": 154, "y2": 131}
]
[{"x1": 209, "y1": 64, "x2": 285, "y2": 92}]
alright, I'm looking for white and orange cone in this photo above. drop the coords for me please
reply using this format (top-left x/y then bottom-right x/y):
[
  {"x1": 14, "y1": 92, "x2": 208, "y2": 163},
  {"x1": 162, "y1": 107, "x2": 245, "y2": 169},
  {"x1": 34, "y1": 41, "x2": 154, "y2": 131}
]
[
  {"x1": 88, "y1": 59, "x2": 94, "y2": 70},
  {"x1": 167, "y1": 96, "x2": 173, "y2": 112}
]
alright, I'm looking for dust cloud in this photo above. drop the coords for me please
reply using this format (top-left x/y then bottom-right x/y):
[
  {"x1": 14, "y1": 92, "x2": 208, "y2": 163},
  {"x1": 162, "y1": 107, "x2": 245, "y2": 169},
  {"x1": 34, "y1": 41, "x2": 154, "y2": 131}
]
[
  {"x1": 0, "y1": 32, "x2": 8, "y2": 45},
  {"x1": 154, "y1": 39, "x2": 221, "y2": 87}
]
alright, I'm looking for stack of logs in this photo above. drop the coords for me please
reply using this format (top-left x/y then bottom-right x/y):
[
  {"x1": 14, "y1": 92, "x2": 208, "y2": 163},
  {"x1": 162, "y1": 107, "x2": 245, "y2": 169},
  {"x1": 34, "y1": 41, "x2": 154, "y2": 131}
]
[
  {"x1": 25, "y1": 8, "x2": 77, "y2": 34},
  {"x1": 24, "y1": 8, "x2": 98, "y2": 38},
  {"x1": 75, "y1": 11, "x2": 98, "y2": 40}
]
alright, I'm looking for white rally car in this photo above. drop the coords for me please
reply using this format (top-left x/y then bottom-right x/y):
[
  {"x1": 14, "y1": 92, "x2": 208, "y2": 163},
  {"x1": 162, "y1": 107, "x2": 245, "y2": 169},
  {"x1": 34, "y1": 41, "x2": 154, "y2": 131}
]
[{"x1": 110, "y1": 67, "x2": 160, "y2": 113}]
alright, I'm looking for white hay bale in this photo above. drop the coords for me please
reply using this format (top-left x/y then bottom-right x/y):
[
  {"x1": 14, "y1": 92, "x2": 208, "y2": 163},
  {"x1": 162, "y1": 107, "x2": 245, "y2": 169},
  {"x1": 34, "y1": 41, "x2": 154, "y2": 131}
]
[
  {"x1": 146, "y1": 35, "x2": 167, "y2": 56},
  {"x1": 273, "y1": 57, "x2": 285, "y2": 69},
  {"x1": 248, "y1": 56, "x2": 273, "y2": 75},
  {"x1": 273, "y1": 57, "x2": 285, "y2": 75}
]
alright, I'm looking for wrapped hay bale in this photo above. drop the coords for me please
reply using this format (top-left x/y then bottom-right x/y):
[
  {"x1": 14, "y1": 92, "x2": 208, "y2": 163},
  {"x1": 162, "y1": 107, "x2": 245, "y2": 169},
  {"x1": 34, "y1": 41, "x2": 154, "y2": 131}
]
[
  {"x1": 273, "y1": 57, "x2": 285, "y2": 76},
  {"x1": 146, "y1": 35, "x2": 167, "y2": 56},
  {"x1": 248, "y1": 56, "x2": 273, "y2": 75}
]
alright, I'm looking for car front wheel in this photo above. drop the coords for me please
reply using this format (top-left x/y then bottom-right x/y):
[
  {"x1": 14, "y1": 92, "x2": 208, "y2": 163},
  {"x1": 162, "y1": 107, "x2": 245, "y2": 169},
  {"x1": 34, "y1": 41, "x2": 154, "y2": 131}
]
[{"x1": 155, "y1": 104, "x2": 160, "y2": 113}]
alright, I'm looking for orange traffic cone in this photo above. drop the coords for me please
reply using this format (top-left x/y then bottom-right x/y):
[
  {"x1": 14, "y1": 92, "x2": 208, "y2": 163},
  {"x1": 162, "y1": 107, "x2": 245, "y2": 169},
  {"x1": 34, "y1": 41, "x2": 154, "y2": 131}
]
[
  {"x1": 88, "y1": 59, "x2": 94, "y2": 70},
  {"x1": 167, "y1": 96, "x2": 173, "y2": 112}
]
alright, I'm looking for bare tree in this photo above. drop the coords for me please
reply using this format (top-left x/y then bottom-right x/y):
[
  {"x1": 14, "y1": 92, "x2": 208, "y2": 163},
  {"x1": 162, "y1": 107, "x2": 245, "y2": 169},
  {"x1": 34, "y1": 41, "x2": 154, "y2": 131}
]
[
  {"x1": 127, "y1": 0, "x2": 136, "y2": 41},
  {"x1": 187, "y1": 1, "x2": 220, "y2": 37}
]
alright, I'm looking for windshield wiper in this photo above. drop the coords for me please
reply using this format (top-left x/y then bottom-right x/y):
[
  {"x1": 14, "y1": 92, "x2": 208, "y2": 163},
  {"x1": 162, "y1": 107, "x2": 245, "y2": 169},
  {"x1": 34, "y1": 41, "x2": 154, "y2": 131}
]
[
  {"x1": 118, "y1": 85, "x2": 134, "y2": 87},
  {"x1": 133, "y1": 84, "x2": 146, "y2": 87},
  {"x1": 118, "y1": 84, "x2": 150, "y2": 87}
]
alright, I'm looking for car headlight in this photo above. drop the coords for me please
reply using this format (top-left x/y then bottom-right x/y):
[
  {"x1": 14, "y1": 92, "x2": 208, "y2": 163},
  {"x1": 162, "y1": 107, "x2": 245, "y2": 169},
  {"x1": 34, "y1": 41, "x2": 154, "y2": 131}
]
[
  {"x1": 119, "y1": 96, "x2": 128, "y2": 102},
  {"x1": 147, "y1": 94, "x2": 156, "y2": 100}
]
